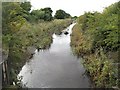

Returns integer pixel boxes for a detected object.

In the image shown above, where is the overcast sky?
[30,0,118,16]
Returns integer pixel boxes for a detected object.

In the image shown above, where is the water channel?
[18,23,91,88]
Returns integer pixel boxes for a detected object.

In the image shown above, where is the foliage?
[2,2,72,87]
[30,7,53,22]
[83,49,118,87]
[71,1,119,88]
[54,9,71,19]
[2,2,27,35]
[20,1,32,20]
[41,7,53,21]
[20,2,31,12]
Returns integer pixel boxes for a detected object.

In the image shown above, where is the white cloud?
[30,0,118,16]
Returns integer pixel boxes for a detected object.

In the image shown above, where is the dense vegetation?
[29,7,53,22]
[2,1,119,89]
[2,2,72,88]
[54,9,71,19]
[71,2,119,88]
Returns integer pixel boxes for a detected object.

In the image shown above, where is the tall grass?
[71,20,118,88]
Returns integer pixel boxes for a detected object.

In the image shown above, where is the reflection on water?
[18,23,91,88]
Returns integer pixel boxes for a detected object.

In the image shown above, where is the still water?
[18,23,91,88]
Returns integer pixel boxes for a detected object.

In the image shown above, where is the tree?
[2,2,27,85]
[30,7,53,22]
[72,16,77,20]
[20,2,31,12]
[20,2,32,20]
[54,9,71,19]
[2,2,26,35]
[41,7,53,21]
[30,10,45,21]
[41,7,53,14]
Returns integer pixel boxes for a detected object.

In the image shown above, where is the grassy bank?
[71,2,119,88]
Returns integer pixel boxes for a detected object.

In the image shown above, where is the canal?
[18,23,91,88]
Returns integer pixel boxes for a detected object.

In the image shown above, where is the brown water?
[18,23,91,88]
